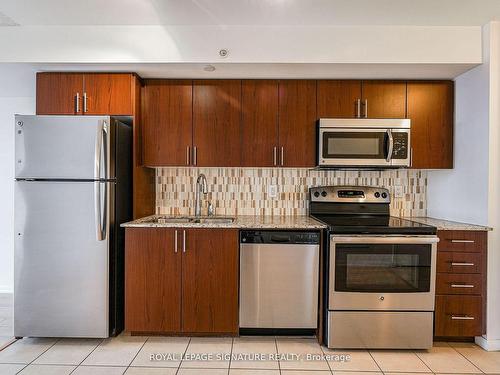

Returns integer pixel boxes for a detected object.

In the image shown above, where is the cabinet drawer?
[435,295,482,337]
[438,230,486,252]
[436,273,482,295]
[437,252,482,274]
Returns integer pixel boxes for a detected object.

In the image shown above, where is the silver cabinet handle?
[75,92,80,113]
[280,146,284,166]
[356,99,361,118]
[174,230,178,253]
[186,146,190,166]
[183,230,186,253]
[83,92,88,113]
[410,147,413,167]
[451,262,475,266]
[451,239,475,243]
[193,146,197,166]
[273,146,277,166]
[363,99,368,118]
[386,129,393,162]
[451,315,475,320]
[451,284,475,288]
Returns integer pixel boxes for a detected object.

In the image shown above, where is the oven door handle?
[331,236,439,245]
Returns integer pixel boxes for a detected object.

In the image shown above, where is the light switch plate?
[394,185,404,198]
[268,185,278,198]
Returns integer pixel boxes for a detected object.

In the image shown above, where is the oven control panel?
[310,186,391,203]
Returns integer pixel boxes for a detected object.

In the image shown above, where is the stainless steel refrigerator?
[14,115,132,338]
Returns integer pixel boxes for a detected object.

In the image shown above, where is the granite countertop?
[405,217,492,231]
[121,215,327,229]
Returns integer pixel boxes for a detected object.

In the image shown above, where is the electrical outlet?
[268,185,278,198]
[394,186,404,198]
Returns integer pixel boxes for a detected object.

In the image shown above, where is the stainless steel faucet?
[194,173,208,217]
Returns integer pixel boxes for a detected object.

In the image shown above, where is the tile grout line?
[175,337,191,375]
[68,338,104,375]
[274,337,281,375]
[411,348,434,374]
[367,350,384,374]
[15,338,60,375]
[227,337,234,375]
[124,336,150,374]
[318,341,334,375]
[449,343,486,374]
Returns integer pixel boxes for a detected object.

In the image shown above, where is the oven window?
[322,132,386,159]
[334,244,432,293]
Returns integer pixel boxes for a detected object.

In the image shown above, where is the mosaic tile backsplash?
[155,168,427,217]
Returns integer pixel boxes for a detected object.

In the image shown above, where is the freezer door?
[14,180,111,338]
[15,115,112,180]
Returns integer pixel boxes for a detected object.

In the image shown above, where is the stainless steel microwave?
[318,119,411,168]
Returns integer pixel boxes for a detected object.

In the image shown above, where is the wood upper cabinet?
[361,80,407,118]
[278,80,317,167]
[125,228,239,335]
[36,73,84,115]
[193,80,242,167]
[142,80,193,166]
[125,228,181,333]
[240,80,279,167]
[317,80,362,118]
[182,229,239,334]
[407,81,454,169]
[83,73,133,115]
[36,72,134,115]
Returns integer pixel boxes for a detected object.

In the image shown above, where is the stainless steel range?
[309,186,439,349]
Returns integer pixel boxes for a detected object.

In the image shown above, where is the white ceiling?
[0,0,499,26]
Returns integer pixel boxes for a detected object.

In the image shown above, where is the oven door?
[329,236,438,311]
[318,128,410,167]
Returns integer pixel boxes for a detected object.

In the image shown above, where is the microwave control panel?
[391,132,409,159]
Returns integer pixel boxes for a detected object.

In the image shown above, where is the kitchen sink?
[150,216,235,224]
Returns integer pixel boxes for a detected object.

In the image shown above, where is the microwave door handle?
[386,129,393,162]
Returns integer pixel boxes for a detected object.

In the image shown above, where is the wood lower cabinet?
[125,228,239,335]
[142,80,193,166]
[182,229,239,334]
[434,230,487,338]
[125,228,181,333]
[407,81,454,169]
[193,80,242,167]
[36,73,84,115]
[278,80,317,167]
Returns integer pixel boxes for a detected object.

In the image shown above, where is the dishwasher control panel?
[240,230,320,244]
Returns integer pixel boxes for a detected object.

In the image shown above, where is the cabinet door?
[182,229,239,334]
[278,80,317,167]
[317,80,362,118]
[362,80,407,118]
[407,81,454,169]
[193,80,242,166]
[125,228,181,333]
[241,80,279,167]
[142,80,193,166]
[83,73,133,115]
[36,73,84,115]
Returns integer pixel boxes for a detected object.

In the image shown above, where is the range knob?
[321,191,327,197]
[381,192,388,199]
[313,191,320,198]
[374,192,380,198]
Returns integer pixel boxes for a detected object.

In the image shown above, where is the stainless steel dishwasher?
[239,230,320,333]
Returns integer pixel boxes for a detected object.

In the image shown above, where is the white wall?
[0,65,35,293]
[0,25,481,65]
[428,22,500,350]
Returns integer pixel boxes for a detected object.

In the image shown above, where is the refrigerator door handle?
[94,120,108,180]
[94,181,107,241]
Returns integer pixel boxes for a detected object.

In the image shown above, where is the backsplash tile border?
[155,168,427,217]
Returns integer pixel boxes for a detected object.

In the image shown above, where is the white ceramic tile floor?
[0,335,499,374]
